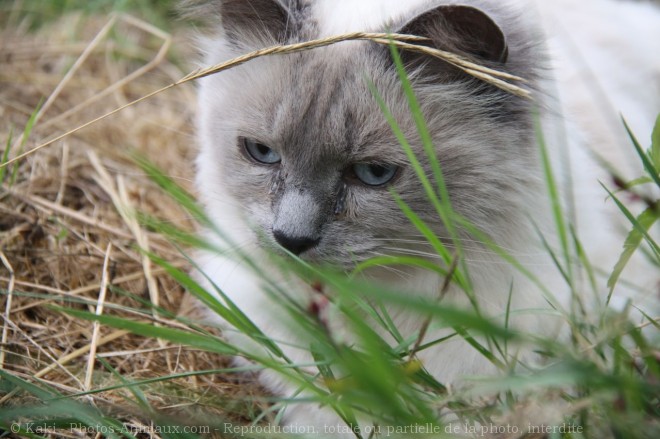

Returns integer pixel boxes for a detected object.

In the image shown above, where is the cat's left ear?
[180,0,299,45]
[397,5,508,64]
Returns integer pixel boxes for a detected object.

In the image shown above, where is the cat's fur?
[186,0,659,430]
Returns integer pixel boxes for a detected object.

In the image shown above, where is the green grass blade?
[392,193,452,263]
[9,101,42,186]
[0,406,131,439]
[571,226,599,302]
[0,423,47,439]
[353,255,448,278]
[138,213,220,252]
[387,43,455,234]
[368,46,471,294]
[628,327,660,378]
[54,307,238,356]
[602,182,660,255]
[181,253,288,359]
[309,349,364,437]
[366,80,446,224]
[147,252,247,330]
[133,153,214,230]
[607,206,658,303]
[651,113,660,170]
[621,176,653,190]
[342,293,406,342]
[1,126,14,184]
[325,274,515,341]
[622,117,660,188]
[455,326,505,369]
[536,116,573,281]
[366,79,464,272]
[536,226,571,286]
[392,193,470,292]
[453,215,563,311]
[0,370,132,439]
[0,368,58,400]
[97,357,152,413]
[634,305,660,330]
[52,366,266,401]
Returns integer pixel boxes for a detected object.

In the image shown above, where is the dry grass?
[0,10,270,436]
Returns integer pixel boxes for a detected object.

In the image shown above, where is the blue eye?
[243,138,281,164]
[352,163,398,186]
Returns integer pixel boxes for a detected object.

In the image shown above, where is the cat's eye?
[352,163,398,186]
[242,138,281,165]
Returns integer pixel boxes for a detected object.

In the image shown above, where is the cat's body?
[188,0,659,430]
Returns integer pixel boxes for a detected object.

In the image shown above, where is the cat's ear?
[398,5,508,64]
[180,0,297,44]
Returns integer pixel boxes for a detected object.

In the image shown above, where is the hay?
[0,10,269,436]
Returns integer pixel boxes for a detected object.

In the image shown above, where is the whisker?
[373,237,547,257]
[360,251,413,281]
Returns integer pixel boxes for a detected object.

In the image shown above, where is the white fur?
[537,0,660,304]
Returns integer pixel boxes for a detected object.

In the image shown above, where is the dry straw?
[0,12,260,426]
[1,31,530,169]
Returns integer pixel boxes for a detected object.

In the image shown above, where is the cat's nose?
[273,230,320,255]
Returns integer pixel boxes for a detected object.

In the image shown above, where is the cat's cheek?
[338,186,374,221]
[243,203,272,232]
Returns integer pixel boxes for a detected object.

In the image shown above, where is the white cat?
[186,0,659,432]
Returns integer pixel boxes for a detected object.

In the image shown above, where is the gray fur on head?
[194,0,547,267]
[180,0,314,45]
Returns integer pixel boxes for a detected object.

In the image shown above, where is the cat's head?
[190,0,546,267]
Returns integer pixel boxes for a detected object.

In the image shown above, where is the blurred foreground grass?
[2,0,180,30]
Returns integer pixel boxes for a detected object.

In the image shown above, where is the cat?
[184,0,659,432]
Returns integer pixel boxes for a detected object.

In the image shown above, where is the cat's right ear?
[179,0,297,45]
